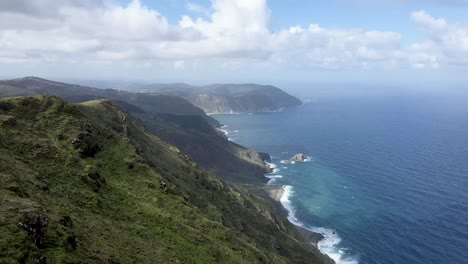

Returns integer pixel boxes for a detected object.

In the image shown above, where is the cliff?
[0,96,332,263]
[141,83,303,114]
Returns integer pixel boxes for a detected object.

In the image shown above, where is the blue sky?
[141,0,467,42]
[0,0,468,83]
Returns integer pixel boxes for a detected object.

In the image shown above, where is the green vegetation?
[0,96,331,264]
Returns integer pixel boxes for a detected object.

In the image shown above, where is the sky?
[0,0,468,83]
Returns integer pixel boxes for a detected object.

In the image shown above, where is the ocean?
[213,86,468,264]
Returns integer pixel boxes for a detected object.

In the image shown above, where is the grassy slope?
[134,112,270,183]
[0,96,331,264]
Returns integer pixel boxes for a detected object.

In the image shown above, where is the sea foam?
[265,175,284,185]
[279,185,359,264]
[265,162,281,184]
[217,125,229,136]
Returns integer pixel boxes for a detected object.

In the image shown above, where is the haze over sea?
[214,83,468,264]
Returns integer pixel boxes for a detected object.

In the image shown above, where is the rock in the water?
[291,153,308,162]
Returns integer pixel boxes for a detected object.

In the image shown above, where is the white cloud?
[411,10,468,66]
[0,0,467,75]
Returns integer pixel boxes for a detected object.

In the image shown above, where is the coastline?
[216,112,356,264]
[206,105,300,116]
[255,184,326,248]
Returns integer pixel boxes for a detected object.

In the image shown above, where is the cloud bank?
[0,0,467,76]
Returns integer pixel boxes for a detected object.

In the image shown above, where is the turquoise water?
[214,89,468,264]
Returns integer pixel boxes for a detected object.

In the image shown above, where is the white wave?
[282,167,288,169]
[279,185,359,264]
[265,175,283,179]
[265,161,277,169]
[280,186,303,226]
[217,128,229,135]
[276,107,286,112]
[265,175,283,185]
[265,162,281,174]
[267,178,277,185]
[312,227,359,264]
[233,130,239,133]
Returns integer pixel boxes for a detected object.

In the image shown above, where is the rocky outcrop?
[282,153,310,164]
[291,153,308,162]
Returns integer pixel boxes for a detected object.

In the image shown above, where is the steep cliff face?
[133,112,270,183]
[142,83,303,114]
[0,96,333,264]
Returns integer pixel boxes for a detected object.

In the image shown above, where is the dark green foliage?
[0,96,331,264]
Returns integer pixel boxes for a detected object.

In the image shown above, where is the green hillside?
[0,96,332,264]
[0,77,270,183]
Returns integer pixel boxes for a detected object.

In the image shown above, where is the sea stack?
[291,153,308,162]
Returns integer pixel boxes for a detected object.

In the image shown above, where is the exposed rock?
[258,152,271,162]
[72,131,101,158]
[87,171,106,192]
[159,180,167,191]
[20,213,49,249]
[291,153,308,162]
[296,226,325,248]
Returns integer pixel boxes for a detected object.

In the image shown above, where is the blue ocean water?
[214,88,468,264]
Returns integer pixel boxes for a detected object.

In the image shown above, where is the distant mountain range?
[136,83,303,114]
[63,80,303,114]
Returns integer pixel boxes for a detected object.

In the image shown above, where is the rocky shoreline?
[257,185,326,248]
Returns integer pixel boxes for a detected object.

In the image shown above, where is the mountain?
[0,77,220,127]
[0,95,332,264]
[139,83,303,114]
[0,77,270,183]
